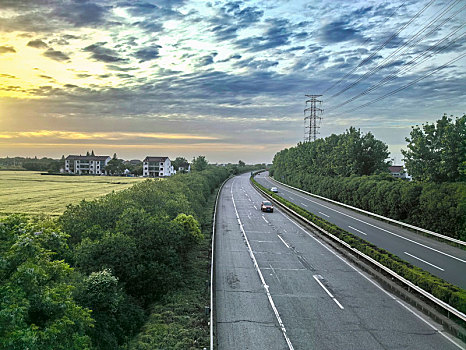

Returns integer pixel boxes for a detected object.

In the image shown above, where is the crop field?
[0,171,147,216]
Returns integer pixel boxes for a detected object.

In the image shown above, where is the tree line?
[0,161,262,349]
[271,115,466,240]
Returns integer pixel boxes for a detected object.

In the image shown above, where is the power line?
[337,51,466,115]
[326,23,466,113]
[321,0,434,95]
[327,0,463,101]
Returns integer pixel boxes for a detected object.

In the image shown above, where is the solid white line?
[277,235,291,249]
[404,252,445,271]
[301,202,308,207]
[318,211,329,218]
[272,182,466,264]
[333,298,345,310]
[313,275,334,297]
[231,179,294,350]
[348,225,367,236]
[262,216,269,224]
[313,275,344,310]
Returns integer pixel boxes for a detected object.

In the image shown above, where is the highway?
[254,172,466,289]
[214,173,464,350]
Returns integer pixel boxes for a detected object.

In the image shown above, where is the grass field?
[0,171,147,216]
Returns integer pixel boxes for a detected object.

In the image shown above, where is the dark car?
[261,200,274,213]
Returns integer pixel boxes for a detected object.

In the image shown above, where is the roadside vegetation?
[271,115,466,241]
[0,160,262,349]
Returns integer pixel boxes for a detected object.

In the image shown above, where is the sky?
[0,0,464,164]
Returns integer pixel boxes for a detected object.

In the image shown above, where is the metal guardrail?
[251,179,466,324]
[268,176,466,246]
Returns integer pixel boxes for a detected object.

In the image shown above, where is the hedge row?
[270,171,466,241]
[252,177,466,315]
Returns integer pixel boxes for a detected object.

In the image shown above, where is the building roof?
[65,155,111,161]
[143,156,169,162]
[388,165,404,173]
[179,162,190,168]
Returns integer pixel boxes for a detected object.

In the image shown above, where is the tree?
[74,269,144,349]
[191,156,208,171]
[172,157,188,171]
[47,159,61,173]
[132,164,143,176]
[402,114,466,182]
[105,158,125,175]
[238,160,245,167]
[271,127,390,180]
[0,217,93,350]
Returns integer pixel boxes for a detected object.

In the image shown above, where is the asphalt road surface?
[254,172,466,289]
[214,173,464,350]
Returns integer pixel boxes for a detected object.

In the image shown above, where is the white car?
[270,187,278,193]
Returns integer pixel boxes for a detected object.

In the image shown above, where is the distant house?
[388,165,410,179]
[65,155,111,175]
[178,161,191,173]
[143,156,174,177]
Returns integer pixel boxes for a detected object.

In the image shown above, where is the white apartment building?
[65,155,111,175]
[143,156,174,177]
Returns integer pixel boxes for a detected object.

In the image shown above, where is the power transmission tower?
[304,94,323,142]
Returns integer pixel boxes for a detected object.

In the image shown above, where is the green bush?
[1,166,234,349]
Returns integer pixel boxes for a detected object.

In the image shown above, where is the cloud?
[0,45,16,54]
[51,2,108,27]
[216,54,242,63]
[0,130,220,144]
[38,75,55,80]
[76,73,92,78]
[195,53,217,67]
[234,58,278,70]
[27,39,48,49]
[83,42,126,63]
[43,48,70,61]
[0,73,17,79]
[133,46,162,62]
[235,18,294,52]
[223,2,263,26]
[319,19,364,43]
[205,1,263,42]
